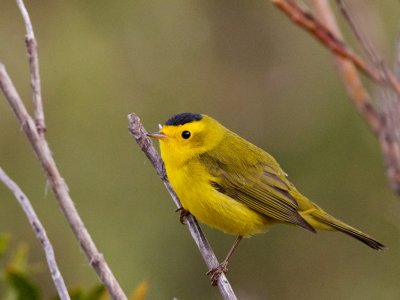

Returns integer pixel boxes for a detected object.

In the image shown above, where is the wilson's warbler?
[148,112,385,284]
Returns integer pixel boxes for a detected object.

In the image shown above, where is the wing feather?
[199,132,315,232]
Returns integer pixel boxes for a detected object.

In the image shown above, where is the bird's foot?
[175,207,190,224]
[206,261,228,286]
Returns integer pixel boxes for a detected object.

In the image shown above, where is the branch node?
[90,253,105,267]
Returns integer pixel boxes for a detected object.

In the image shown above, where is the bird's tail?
[300,205,386,251]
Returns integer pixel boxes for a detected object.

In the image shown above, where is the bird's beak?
[147,131,168,139]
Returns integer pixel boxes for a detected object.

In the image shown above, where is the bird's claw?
[206,262,228,286]
[175,207,190,224]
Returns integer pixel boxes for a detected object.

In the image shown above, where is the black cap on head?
[165,113,202,126]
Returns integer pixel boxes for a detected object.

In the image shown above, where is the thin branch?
[379,90,400,193]
[272,0,381,135]
[0,167,70,300]
[311,0,400,192]
[335,0,381,66]
[395,31,400,78]
[334,1,400,126]
[15,0,45,134]
[0,63,127,300]
[128,113,237,300]
[272,0,400,97]
[273,0,400,192]
[272,0,380,81]
[335,0,396,105]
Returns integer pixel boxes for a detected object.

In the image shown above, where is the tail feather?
[310,211,386,251]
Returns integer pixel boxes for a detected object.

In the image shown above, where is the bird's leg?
[175,206,190,224]
[207,235,243,286]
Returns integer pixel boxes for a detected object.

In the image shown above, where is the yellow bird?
[148,113,385,284]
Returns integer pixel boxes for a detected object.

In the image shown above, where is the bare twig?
[335,0,397,107]
[311,0,400,192]
[309,0,381,133]
[15,0,45,134]
[335,0,400,193]
[272,0,381,82]
[273,0,400,192]
[395,32,400,78]
[1,2,127,298]
[272,0,381,134]
[0,167,70,300]
[128,113,237,300]
[335,0,382,66]
[272,0,400,97]
[0,63,127,300]
[389,32,400,148]
[380,93,400,192]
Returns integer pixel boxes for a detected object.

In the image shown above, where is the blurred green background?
[1,0,399,299]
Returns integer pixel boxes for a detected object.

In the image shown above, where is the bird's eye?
[181,131,191,139]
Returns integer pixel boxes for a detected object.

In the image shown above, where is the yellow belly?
[167,163,270,236]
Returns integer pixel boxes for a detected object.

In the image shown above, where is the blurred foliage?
[5,270,40,300]
[0,234,146,300]
[0,234,40,300]
[55,286,106,300]
[1,1,400,299]
[129,280,149,300]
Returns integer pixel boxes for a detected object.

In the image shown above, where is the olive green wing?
[199,136,315,233]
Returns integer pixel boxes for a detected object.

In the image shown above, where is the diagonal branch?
[335,0,381,66]
[309,0,382,134]
[274,0,400,193]
[16,0,45,134]
[311,0,400,192]
[272,0,400,97]
[128,113,237,300]
[334,0,399,113]
[272,0,382,135]
[330,0,400,193]
[272,0,381,82]
[0,167,70,300]
[0,63,127,300]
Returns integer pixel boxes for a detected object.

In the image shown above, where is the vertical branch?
[1,2,128,299]
[15,0,45,134]
[0,64,127,300]
[0,167,70,300]
[128,113,237,300]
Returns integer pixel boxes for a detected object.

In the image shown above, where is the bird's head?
[148,113,225,166]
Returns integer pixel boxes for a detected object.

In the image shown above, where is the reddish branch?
[312,0,400,192]
[272,0,400,97]
[273,0,400,192]
[273,1,379,81]
[272,0,381,133]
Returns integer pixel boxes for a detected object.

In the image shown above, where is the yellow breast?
[166,159,270,236]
